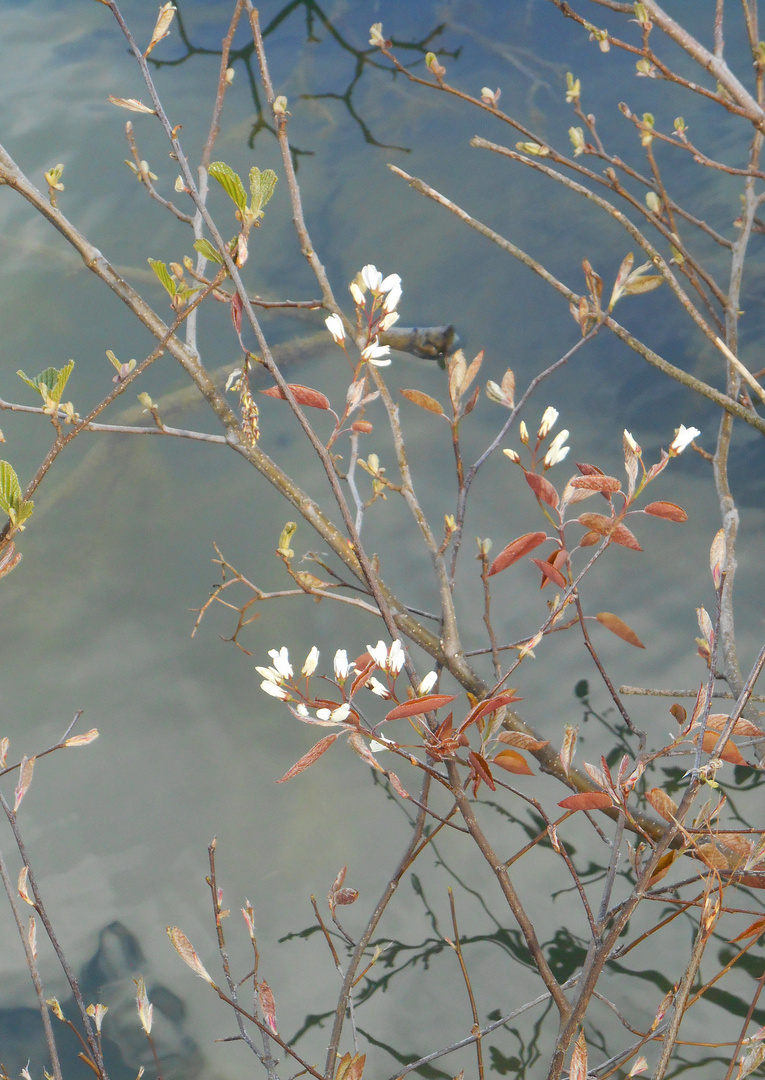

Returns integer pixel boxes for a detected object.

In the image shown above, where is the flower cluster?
[256,639,437,739]
[504,405,571,469]
[324,264,402,367]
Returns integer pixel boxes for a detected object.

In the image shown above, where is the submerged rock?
[0,922,205,1080]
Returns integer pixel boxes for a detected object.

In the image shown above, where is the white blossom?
[388,639,405,673]
[361,338,391,366]
[368,677,391,698]
[382,285,402,313]
[268,647,293,680]
[325,313,345,343]
[380,272,401,293]
[367,641,388,667]
[503,448,521,464]
[369,738,390,753]
[350,281,365,306]
[302,646,319,676]
[316,707,332,721]
[261,680,289,700]
[669,424,700,455]
[331,702,351,722]
[334,649,351,681]
[256,665,281,684]
[369,22,386,47]
[519,420,529,444]
[295,704,309,717]
[481,87,501,107]
[418,671,438,694]
[544,429,570,467]
[379,310,400,331]
[623,429,639,453]
[361,264,383,293]
[538,406,559,438]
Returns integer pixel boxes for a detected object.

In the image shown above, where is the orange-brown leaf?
[399,388,445,416]
[729,917,765,944]
[705,714,765,739]
[570,475,621,494]
[531,557,567,589]
[577,512,613,535]
[558,792,613,812]
[260,383,330,410]
[611,523,643,550]
[697,730,749,766]
[524,470,559,509]
[487,532,547,576]
[469,690,523,724]
[493,749,534,775]
[387,771,411,800]
[595,611,645,649]
[644,500,688,523]
[647,849,681,887]
[385,694,456,721]
[646,788,679,822]
[570,1030,588,1080]
[277,732,341,782]
[468,750,496,790]
[496,731,549,751]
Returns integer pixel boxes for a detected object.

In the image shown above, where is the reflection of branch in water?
[150,0,458,160]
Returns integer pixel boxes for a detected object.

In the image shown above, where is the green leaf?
[208,161,247,212]
[249,167,277,214]
[16,361,74,404]
[148,259,177,298]
[9,500,34,529]
[0,461,22,514]
[193,238,224,264]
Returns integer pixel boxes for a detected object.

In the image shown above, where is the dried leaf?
[493,749,534,775]
[384,694,456,721]
[595,611,645,649]
[399,388,444,415]
[560,724,578,777]
[167,927,215,984]
[524,470,559,509]
[277,732,342,782]
[260,384,330,410]
[258,979,277,1033]
[696,843,731,870]
[558,792,613,811]
[570,1030,588,1080]
[646,849,681,887]
[108,96,156,115]
[64,728,99,747]
[17,866,34,906]
[14,755,35,812]
[145,3,177,57]
[710,528,726,589]
[646,788,679,822]
[644,500,688,523]
[336,1052,366,1080]
[488,532,547,576]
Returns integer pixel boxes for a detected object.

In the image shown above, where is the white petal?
[418,671,438,694]
[302,646,319,676]
[361,264,383,292]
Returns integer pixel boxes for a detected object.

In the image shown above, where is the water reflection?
[1,2,764,1078]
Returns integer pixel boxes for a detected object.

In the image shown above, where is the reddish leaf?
[258,979,277,1033]
[531,557,567,589]
[261,383,330,410]
[644,500,688,523]
[387,771,411,799]
[524,470,559,509]
[570,1031,588,1080]
[575,462,605,478]
[558,792,613,811]
[730,917,765,944]
[14,755,35,813]
[384,694,456,721]
[646,787,679,822]
[230,292,243,335]
[399,388,444,416]
[595,611,645,649]
[351,420,373,433]
[463,384,481,416]
[570,474,621,494]
[469,690,523,724]
[493,749,534,775]
[468,750,496,791]
[488,532,547,576]
[350,659,376,697]
[610,523,643,551]
[579,530,601,547]
[577,512,613,535]
[277,732,341,782]
[497,731,549,751]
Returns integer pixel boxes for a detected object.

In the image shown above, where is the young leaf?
[531,556,567,589]
[468,750,496,791]
[710,528,726,588]
[193,238,224,264]
[488,532,547,576]
[570,1030,588,1080]
[277,731,342,782]
[646,787,679,822]
[644,500,687,523]
[468,689,523,724]
[145,2,177,58]
[107,96,156,114]
[258,979,277,1033]
[249,167,278,213]
[399,388,445,416]
[387,771,411,800]
[569,474,621,494]
[14,755,35,812]
[610,523,643,551]
[697,730,748,766]
[595,612,645,648]
[560,724,578,776]
[148,259,177,298]
[497,731,549,751]
[260,384,331,410]
[385,694,456,721]
[0,461,22,514]
[209,161,247,212]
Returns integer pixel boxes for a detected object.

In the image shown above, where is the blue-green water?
[0,2,764,1077]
